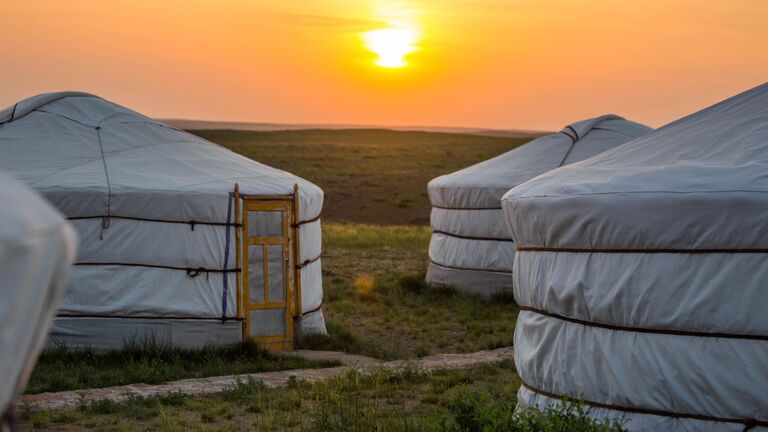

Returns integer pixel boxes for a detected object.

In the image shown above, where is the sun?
[362,28,419,68]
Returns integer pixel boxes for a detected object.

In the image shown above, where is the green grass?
[192,129,534,225]
[308,222,519,360]
[21,363,624,432]
[26,339,338,394]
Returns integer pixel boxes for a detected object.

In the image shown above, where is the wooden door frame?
[235,188,300,351]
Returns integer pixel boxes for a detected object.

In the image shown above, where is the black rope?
[557,125,580,167]
[428,258,513,274]
[519,378,767,430]
[75,261,240,276]
[296,255,321,269]
[431,205,502,211]
[57,313,244,321]
[521,306,768,341]
[0,103,18,126]
[292,213,322,227]
[302,303,323,316]
[95,126,112,240]
[432,229,514,243]
[517,246,768,254]
[68,215,242,229]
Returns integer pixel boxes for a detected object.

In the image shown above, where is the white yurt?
[426,115,651,296]
[0,92,325,351]
[502,82,768,431]
[0,170,76,424]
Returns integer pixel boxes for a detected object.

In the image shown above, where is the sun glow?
[362,27,419,68]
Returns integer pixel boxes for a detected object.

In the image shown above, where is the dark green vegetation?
[27,339,338,394]
[305,223,519,359]
[22,363,624,431]
[192,129,533,225]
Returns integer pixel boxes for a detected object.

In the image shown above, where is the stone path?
[273,349,380,366]
[20,347,513,411]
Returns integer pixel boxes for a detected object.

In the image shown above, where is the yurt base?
[425,261,513,298]
[47,309,325,351]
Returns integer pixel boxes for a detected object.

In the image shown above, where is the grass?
[26,339,339,394]
[305,222,519,360]
[21,362,625,431]
[192,129,534,225]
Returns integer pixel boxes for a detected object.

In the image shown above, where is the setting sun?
[362,28,419,68]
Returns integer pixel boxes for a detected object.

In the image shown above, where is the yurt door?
[241,198,295,351]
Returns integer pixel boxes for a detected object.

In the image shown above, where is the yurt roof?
[0,92,323,222]
[428,115,651,209]
[503,82,768,251]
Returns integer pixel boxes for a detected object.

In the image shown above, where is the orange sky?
[1,0,766,130]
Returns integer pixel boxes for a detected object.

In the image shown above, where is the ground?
[19,129,626,431]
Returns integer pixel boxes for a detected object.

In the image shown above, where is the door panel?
[241,199,295,351]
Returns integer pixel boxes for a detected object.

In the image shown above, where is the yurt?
[0,170,76,425]
[0,92,325,351]
[502,82,768,431]
[426,115,651,296]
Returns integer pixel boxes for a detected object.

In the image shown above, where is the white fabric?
[425,262,513,296]
[502,82,768,430]
[429,115,652,210]
[429,233,515,272]
[49,317,242,350]
[0,170,76,414]
[0,92,325,347]
[427,115,651,295]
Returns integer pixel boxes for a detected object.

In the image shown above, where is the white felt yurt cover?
[426,115,651,296]
[503,82,768,431]
[0,92,325,349]
[0,170,76,418]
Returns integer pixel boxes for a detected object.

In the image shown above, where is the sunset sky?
[1,0,766,130]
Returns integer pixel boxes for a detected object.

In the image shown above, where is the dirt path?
[21,347,513,411]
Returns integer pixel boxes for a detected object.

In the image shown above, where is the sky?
[1,0,766,130]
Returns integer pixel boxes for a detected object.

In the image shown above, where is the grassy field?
[192,129,534,225]
[21,363,625,432]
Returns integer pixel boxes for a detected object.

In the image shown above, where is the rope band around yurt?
[296,254,321,269]
[557,125,580,167]
[428,258,513,274]
[68,215,243,229]
[56,302,324,321]
[517,246,768,253]
[95,126,113,240]
[520,306,768,341]
[432,229,515,243]
[74,261,240,276]
[518,378,767,431]
[431,205,503,211]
